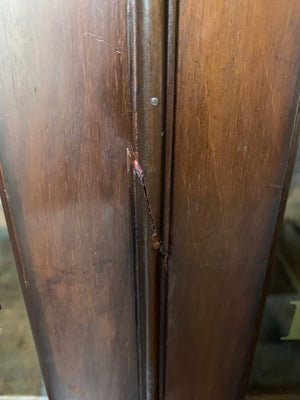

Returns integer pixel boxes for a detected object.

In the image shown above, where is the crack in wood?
[127,147,165,255]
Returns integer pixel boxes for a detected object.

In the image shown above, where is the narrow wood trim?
[127,0,167,398]
[162,0,178,256]
[159,0,179,399]
[127,3,143,398]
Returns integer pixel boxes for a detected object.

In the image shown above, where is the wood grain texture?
[0,1,137,399]
[165,1,300,399]
[128,1,166,399]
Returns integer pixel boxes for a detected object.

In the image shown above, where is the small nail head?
[151,97,159,106]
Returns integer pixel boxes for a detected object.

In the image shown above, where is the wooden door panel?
[1,1,300,399]
[165,1,300,399]
[0,1,137,399]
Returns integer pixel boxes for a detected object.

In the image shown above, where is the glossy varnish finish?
[1,0,300,399]
[165,1,300,399]
[0,1,137,399]
[127,0,166,398]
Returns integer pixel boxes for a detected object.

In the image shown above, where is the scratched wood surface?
[164,1,300,399]
[0,1,137,399]
[130,1,166,398]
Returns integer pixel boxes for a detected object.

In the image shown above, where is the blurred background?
[246,139,300,399]
[0,200,46,397]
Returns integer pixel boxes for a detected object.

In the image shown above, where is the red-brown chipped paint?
[70,385,82,396]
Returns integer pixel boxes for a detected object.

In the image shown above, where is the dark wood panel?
[0,1,137,399]
[165,1,300,399]
[128,1,166,399]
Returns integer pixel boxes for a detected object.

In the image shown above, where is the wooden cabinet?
[0,1,300,399]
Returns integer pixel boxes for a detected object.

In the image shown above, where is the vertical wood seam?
[159,0,179,399]
[127,0,166,398]
[127,2,143,398]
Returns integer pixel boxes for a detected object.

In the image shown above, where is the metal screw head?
[151,97,159,106]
